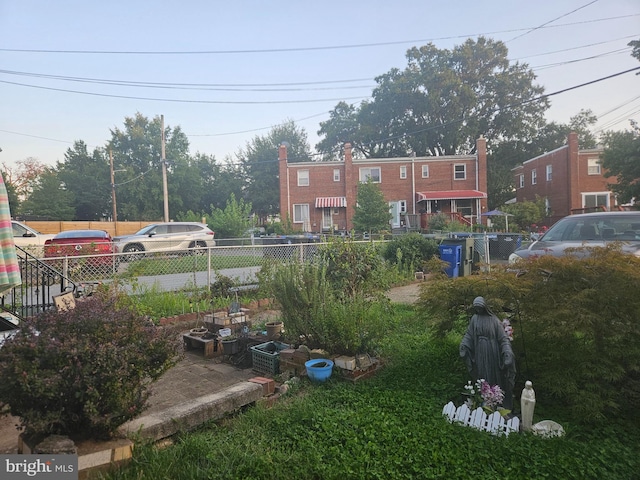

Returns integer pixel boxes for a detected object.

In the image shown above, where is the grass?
[101,303,639,480]
[122,253,264,277]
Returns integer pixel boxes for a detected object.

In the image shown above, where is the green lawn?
[103,304,639,480]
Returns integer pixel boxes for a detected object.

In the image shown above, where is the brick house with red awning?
[278,138,489,233]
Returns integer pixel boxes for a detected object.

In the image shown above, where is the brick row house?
[278,137,489,233]
[512,132,618,225]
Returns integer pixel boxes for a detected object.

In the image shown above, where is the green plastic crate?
[251,341,290,375]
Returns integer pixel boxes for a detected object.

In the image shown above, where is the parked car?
[44,229,118,269]
[509,211,640,263]
[11,220,55,255]
[113,222,215,258]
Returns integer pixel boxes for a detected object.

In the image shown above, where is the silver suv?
[114,222,215,258]
[509,211,640,263]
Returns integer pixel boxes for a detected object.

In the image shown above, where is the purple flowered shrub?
[0,291,181,440]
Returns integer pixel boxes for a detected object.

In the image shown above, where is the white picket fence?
[442,401,520,436]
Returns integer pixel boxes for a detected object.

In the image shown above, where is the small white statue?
[520,380,536,432]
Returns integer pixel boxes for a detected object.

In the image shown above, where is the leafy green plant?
[382,232,439,273]
[266,261,390,355]
[0,291,181,440]
[316,237,388,300]
[417,245,640,423]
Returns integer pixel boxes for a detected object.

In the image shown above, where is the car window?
[168,225,189,234]
[187,225,205,232]
[136,225,157,235]
[12,223,27,237]
[56,231,107,239]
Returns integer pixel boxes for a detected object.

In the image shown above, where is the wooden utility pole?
[110,149,117,227]
[161,114,169,222]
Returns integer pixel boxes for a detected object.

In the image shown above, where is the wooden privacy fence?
[20,221,149,237]
[442,401,520,436]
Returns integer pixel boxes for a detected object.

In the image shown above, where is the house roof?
[416,190,487,201]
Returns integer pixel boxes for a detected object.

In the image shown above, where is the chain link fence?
[43,241,324,293]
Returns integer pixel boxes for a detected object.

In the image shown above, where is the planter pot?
[305,358,334,383]
[222,339,239,355]
[265,321,283,340]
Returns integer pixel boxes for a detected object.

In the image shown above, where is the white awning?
[315,197,347,208]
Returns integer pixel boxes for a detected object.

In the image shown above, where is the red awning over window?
[416,190,487,201]
[315,197,347,208]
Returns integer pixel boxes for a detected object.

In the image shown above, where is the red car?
[44,230,118,270]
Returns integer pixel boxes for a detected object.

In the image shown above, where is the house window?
[359,167,381,183]
[293,204,309,223]
[333,169,340,182]
[297,170,309,187]
[587,158,601,175]
[531,169,537,185]
[518,174,524,188]
[454,164,466,180]
[399,200,407,213]
[400,166,407,179]
[422,165,429,178]
[583,193,609,209]
[546,165,552,181]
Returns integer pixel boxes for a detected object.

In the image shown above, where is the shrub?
[266,261,391,355]
[382,233,439,273]
[416,246,640,424]
[0,291,181,440]
[316,237,388,300]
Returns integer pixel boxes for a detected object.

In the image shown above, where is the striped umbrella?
[0,173,21,294]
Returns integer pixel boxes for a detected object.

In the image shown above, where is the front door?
[322,208,333,231]
[389,202,400,228]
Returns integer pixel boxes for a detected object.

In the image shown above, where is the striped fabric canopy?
[0,173,21,295]
[315,197,347,208]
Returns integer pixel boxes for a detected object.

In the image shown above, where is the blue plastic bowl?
[305,359,334,383]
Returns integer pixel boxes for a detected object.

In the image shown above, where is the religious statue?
[521,380,536,431]
[460,296,516,410]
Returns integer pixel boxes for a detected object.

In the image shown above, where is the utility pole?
[110,149,117,225]
[161,114,169,222]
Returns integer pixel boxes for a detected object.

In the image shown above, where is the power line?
[507,0,600,42]
[0,14,636,55]
[0,79,369,105]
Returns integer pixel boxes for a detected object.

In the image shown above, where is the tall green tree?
[109,113,191,221]
[20,169,75,220]
[317,37,549,158]
[601,124,640,205]
[352,179,392,233]
[208,193,254,238]
[56,141,111,220]
[237,120,312,220]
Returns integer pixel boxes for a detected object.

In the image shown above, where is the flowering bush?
[501,319,514,341]
[0,291,181,440]
[463,379,506,413]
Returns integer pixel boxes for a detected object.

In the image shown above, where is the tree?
[237,120,312,220]
[317,37,549,158]
[208,193,254,238]
[352,179,392,233]
[56,141,111,220]
[109,113,192,220]
[600,124,640,205]
[20,169,75,220]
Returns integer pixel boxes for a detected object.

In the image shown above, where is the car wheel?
[123,244,145,261]
[189,241,208,256]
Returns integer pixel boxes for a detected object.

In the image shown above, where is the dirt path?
[386,282,423,304]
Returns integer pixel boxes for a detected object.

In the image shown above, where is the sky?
[0,0,639,171]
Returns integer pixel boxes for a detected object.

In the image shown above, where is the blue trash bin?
[439,244,461,278]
